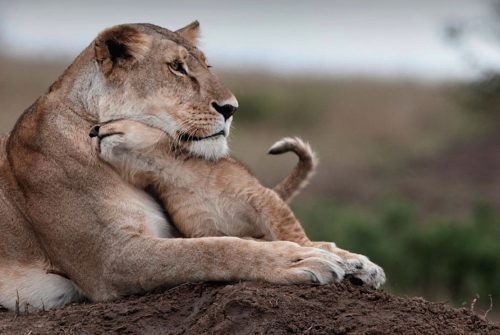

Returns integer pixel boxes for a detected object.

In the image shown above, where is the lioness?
[91,120,385,290]
[0,22,383,311]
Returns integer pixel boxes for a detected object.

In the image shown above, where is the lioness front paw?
[262,241,346,285]
[306,242,385,289]
[290,248,346,284]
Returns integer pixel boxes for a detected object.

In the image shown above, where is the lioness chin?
[0,22,383,312]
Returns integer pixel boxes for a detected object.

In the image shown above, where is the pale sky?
[0,0,498,80]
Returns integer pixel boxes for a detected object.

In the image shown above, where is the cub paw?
[343,254,386,289]
[307,241,337,253]
[90,120,165,159]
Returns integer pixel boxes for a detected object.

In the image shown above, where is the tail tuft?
[268,137,317,161]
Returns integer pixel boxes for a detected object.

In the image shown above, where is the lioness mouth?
[179,130,225,142]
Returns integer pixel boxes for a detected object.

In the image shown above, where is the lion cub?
[91,120,386,288]
[92,120,317,244]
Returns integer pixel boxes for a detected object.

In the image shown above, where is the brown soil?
[1,281,498,335]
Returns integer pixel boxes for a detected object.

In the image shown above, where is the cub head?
[94,22,237,160]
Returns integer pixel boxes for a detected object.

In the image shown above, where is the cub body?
[94,120,386,288]
[94,120,314,243]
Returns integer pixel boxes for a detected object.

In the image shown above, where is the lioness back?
[0,133,84,310]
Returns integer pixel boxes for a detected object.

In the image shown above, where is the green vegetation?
[293,199,500,313]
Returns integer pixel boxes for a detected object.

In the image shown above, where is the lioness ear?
[175,21,201,46]
[95,25,151,80]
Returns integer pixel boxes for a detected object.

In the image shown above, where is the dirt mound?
[1,281,498,334]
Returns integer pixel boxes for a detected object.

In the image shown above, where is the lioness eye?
[169,62,187,75]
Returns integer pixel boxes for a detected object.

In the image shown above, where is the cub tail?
[268,137,318,203]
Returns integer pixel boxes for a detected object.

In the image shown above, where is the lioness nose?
[212,102,237,121]
[89,125,100,138]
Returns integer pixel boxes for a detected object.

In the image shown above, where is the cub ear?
[95,25,151,80]
[175,20,201,46]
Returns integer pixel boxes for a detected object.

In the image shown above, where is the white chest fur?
[113,184,172,238]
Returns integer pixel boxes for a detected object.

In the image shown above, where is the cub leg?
[240,187,386,288]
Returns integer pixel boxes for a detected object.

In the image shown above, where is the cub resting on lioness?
[0,22,384,312]
[91,120,385,288]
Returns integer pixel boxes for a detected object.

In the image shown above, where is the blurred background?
[1,0,499,320]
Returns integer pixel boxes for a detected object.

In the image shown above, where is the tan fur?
[95,120,386,289]
[0,23,356,311]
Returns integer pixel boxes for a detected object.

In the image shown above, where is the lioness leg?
[95,237,346,299]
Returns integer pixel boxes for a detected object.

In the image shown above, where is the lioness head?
[94,22,237,160]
